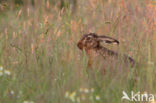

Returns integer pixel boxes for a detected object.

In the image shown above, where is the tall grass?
[0,0,155,103]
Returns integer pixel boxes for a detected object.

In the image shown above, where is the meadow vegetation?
[0,0,156,103]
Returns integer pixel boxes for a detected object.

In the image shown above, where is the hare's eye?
[87,37,91,40]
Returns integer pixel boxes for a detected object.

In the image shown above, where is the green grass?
[0,0,156,103]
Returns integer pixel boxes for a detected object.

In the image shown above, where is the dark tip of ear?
[105,40,119,44]
[115,40,119,44]
[110,40,119,45]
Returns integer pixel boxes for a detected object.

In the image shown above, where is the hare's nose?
[77,42,83,50]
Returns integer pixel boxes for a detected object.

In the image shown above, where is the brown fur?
[77,33,135,69]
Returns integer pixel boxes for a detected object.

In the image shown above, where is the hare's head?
[77,33,119,50]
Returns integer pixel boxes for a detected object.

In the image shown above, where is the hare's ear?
[97,35,119,45]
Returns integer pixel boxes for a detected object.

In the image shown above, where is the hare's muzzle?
[77,42,83,50]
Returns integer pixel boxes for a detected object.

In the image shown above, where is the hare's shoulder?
[86,48,100,58]
[97,47,118,58]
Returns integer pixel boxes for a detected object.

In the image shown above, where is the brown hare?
[77,33,135,70]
